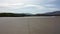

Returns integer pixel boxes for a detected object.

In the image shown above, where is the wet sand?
[0,16,60,34]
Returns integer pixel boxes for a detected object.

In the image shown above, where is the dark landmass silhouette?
[44,11,60,16]
[0,13,35,17]
[35,11,60,16]
[0,11,60,17]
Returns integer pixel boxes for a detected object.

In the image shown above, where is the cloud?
[11,4,55,13]
[0,3,24,7]
[48,8,60,11]
[23,4,46,9]
[0,0,60,13]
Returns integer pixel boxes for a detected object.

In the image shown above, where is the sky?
[0,0,60,14]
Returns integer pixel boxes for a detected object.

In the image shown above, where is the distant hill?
[35,11,60,16]
[44,11,60,16]
[0,11,60,17]
[0,13,35,17]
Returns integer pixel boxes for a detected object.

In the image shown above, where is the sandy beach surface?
[0,16,60,34]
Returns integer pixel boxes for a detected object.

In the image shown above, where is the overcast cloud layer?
[0,0,60,14]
